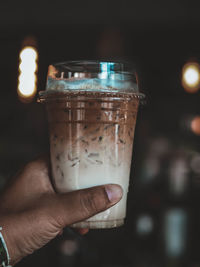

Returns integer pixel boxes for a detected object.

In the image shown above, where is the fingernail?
[105,184,123,204]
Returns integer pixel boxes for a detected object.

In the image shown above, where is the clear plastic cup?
[38,60,144,228]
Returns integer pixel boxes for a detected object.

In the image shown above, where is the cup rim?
[51,60,136,73]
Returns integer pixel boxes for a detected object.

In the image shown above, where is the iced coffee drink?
[39,61,144,228]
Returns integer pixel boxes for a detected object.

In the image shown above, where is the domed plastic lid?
[39,60,145,99]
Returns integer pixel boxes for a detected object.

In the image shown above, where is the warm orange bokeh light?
[191,116,200,135]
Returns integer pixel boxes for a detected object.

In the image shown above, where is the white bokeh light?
[17,46,38,100]
[184,67,199,85]
[19,47,37,61]
[182,62,200,92]
[18,73,37,96]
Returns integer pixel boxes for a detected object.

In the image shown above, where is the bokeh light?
[136,214,154,236]
[191,116,200,135]
[169,157,189,195]
[182,62,200,93]
[17,46,38,102]
[60,239,78,256]
[164,208,187,258]
[190,154,200,173]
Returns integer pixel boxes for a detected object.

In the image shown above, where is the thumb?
[49,184,123,228]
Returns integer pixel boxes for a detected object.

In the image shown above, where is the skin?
[0,156,123,265]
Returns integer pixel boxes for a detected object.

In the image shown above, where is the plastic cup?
[38,61,144,228]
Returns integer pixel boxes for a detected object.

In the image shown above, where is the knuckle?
[79,187,108,217]
[79,190,100,217]
[39,195,64,229]
[24,157,49,178]
[23,160,38,175]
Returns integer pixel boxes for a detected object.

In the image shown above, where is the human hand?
[0,156,123,265]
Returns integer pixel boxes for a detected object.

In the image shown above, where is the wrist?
[0,227,11,267]
[0,216,20,266]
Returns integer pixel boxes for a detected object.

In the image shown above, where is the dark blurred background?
[1,0,200,266]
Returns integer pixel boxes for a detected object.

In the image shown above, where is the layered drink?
[39,61,144,228]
